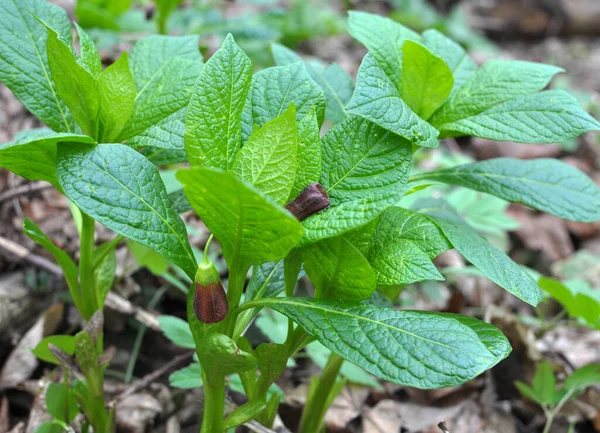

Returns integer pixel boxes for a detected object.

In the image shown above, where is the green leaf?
[56,143,196,278]
[23,218,82,311]
[119,35,203,140]
[301,237,376,301]
[97,52,136,142]
[422,29,476,94]
[347,11,420,92]
[128,240,170,275]
[430,60,563,128]
[364,207,451,285]
[271,43,353,124]
[345,53,439,148]
[32,335,76,365]
[515,381,544,405]
[177,168,303,269]
[197,334,256,376]
[158,315,195,349]
[127,108,185,150]
[538,278,600,326]
[246,61,326,132]
[564,364,600,390]
[169,362,203,389]
[0,129,94,188]
[532,361,556,404]
[185,34,251,170]
[74,330,97,374]
[246,261,285,302]
[74,23,102,78]
[33,421,66,433]
[415,199,542,306]
[255,343,288,394]
[46,383,78,423]
[0,0,75,132]
[245,297,511,389]
[46,27,100,137]
[412,158,600,223]
[232,104,298,204]
[292,108,321,198]
[400,40,453,120]
[437,90,600,143]
[223,400,267,430]
[93,242,116,308]
[301,116,412,244]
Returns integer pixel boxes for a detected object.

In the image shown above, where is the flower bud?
[285,183,330,221]
[193,259,228,324]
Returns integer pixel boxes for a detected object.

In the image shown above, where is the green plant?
[516,362,600,433]
[538,277,600,330]
[1,2,600,432]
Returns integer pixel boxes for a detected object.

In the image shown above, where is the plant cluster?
[1,1,600,432]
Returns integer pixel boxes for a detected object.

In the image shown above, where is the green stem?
[200,371,225,433]
[223,263,248,337]
[63,369,69,423]
[298,353,344,433]
[79,212,97,319]
[87,364,109,433]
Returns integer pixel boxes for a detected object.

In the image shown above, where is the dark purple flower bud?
[193,281,228,324]
[285,183,330,221]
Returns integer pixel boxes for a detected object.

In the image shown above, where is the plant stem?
[298,353,344,433]
[79,212,97,319]
[201,370,225,433]
[87,365,109,433]
[223,263,248,337]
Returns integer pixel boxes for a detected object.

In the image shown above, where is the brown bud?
[193,281,228,324]
[285,183,330,221]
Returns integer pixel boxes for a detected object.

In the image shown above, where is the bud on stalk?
[193,255,228,324]
[285,183,330,221]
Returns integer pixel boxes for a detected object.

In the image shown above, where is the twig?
[0,181,52,203]
[0,234,161,330]
[114,351,193,402]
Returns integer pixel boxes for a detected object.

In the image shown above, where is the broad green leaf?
[47,28,100,136]
[365,207,451,285]
[255,343,288,394]
[158,315,195,349]
[271,43,353,124]
[46,383,78,423]
[93,242,117,308]
[197,334,256,376]
[430,60,563,128]
[345,54,439,148]
[32,335,76,365]
[185,34,251,170]
[0,0,75,132]
[413,158,600,223]
[401,40,453,120]
[223,400,267,430]
[127,108,185,150]
[97,52,135,142]
[532,361,556,404]
[515,381,543,405]
[119,35,203,140]
[245,297,511,389]
[538,278,600,327]
[246,62,326,132]
[422,29,476,94]
[177,168,303,269]
[415,199,542,306]
[301,116,412,244]
[232,105,298,204]
[169,362,203,389]
[246,261,285,302]
[33,422,65,433]
[57,143,196,278]
[23,218,82,311]
[128,240,170,275]
[564,364,600,390]
[74,23,102,78]
[438,90,600,142]
[291,108,321,198]
[347,11,420,92]
[301,237,376,301]
[0,129,94,188]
